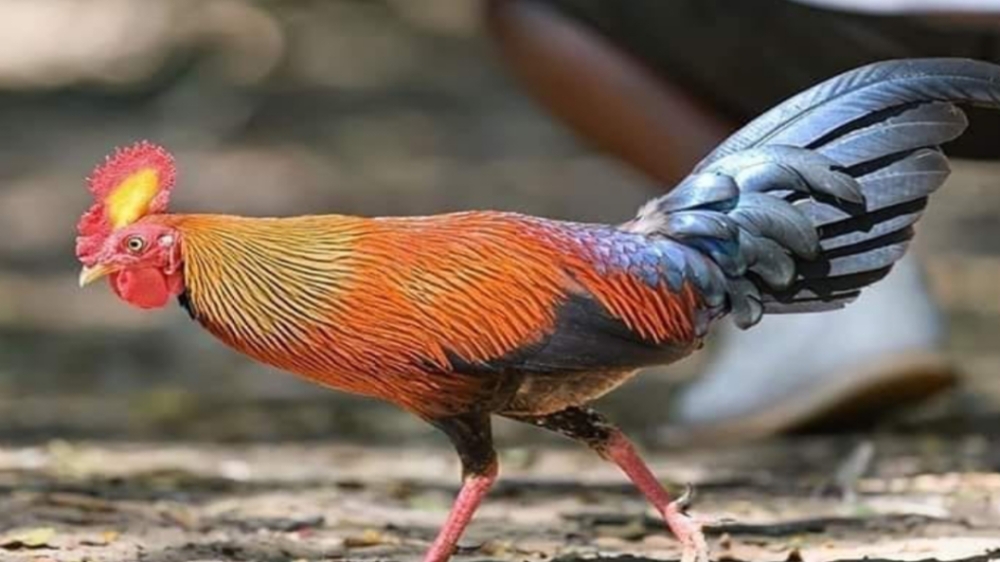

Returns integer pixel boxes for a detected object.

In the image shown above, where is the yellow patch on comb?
[78,141,176,264]
[106,168,161,228]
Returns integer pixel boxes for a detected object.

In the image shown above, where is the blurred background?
[0,0,997,446]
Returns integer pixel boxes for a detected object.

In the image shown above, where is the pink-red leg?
[602,431,709,562]
[423,460,498,562]
[424,413,498,562]
[509,407,710,562]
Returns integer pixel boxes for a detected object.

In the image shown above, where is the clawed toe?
[663,484,710,562]
[672,482,695,512]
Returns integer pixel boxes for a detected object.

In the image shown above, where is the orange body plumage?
[152,211,702,418]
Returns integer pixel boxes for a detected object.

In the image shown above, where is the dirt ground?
[1,436,999,562]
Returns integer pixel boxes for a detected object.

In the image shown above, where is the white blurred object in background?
[0,0,283,90]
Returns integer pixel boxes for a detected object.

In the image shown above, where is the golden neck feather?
[165,214,364,354]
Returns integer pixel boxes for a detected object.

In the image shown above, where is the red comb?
[87,140,175,200]
[76,141,176,265]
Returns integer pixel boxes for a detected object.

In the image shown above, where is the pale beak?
[79,264,115,287]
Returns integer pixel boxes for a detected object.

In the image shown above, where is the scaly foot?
[662,490,709,562]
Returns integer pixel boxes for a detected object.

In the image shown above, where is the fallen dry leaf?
[0,527,57,550]
[79,531,119,547]
[476,539,514,557]
[344,528,394,548]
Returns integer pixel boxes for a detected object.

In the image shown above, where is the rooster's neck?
[163,213,366,362]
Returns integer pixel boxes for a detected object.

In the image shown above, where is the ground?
[2,436,999,562]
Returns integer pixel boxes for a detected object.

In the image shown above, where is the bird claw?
[670,510,710,562]
[674,482,696,513]
[664,484,710,562]
[680,541,711,562]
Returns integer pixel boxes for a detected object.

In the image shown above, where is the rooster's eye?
[125,236,145,253]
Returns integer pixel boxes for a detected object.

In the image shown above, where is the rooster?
[77,59,1000,562]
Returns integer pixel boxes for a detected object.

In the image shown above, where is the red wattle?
[109,268,173,309]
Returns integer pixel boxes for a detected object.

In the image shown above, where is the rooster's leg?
[508,407,709,562]
[424,413,498,562]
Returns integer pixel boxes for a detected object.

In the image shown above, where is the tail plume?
[626,58,1000,329]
